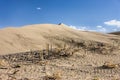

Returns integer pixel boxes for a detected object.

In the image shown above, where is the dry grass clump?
[0,59,10,69]
[11,64,21,68]
[92,78,100,80]
[43,44,75,59]
[75,40,119,55]
[112,78,119,80]
[92,76,100,80]
[44,71,62,80]
[38,61,49,66]
[112,79,119,80]
[102,62,118,69]
[0,59,20,69]
[19,78,29,80]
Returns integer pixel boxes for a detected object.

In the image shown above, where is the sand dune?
[0,24,120,80]
[0,23,120,54]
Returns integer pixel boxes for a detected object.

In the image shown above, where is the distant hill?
[109,31,120,35]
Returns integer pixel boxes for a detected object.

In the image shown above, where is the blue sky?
[0,0,120,32]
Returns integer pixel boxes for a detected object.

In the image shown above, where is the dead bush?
[44,71,61,80]
[102,62,118,69]
[0,59,10,69]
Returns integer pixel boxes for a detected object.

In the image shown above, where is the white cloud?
[69,25,97,32]
[69,25,78,29]
[69,25,88,31]
[79,27,88,31]
[99,28,106,32]
[104,20,120,27]
[36,7,41,10]
[69,25,107,33]
[96,25,107,32]
[96,25,103,28]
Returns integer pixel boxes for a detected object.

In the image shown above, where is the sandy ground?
[0,50,120,80]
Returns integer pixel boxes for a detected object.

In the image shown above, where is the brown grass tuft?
[102,62,118,69]
[44,71,62,80]
[0,59,10,69]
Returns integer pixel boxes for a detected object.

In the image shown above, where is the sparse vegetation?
[0,59,10,69]
[0,39,120,79]
[44,71,61,80]
[102,62,118,69]
[12,64,21,68]
[92,78,100,80]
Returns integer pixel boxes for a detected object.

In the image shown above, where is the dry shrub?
[112,77,119,80]
[92,78,100,80]
[92,76,100,80]
[92,78,99,80]
[112,78,119,80]
[102,62,118,69]
[44,71,62,80]
[52,71,62,80]
[12,64,21,68]
[19,78,29,80]
[0,59,10,68]
[39,61,49,66]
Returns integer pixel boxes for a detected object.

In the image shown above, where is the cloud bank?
[69,25,107,33]
[68,19,120,33]
[104,20,120,27]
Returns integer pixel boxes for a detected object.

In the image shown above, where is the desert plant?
[59,48,73,57]
[12,64,21,68]
[39,51,44,60]
[44,71,61,80]
[92,78,100,80]
[92,76,100,80]
[112,78,119,80]
[112,75,119,80]
[46,43,49,53]
[63,44,66,50]
[102,62,118,69]
[0,59,10,69]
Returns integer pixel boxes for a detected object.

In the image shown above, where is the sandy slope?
[0,24,120,54]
